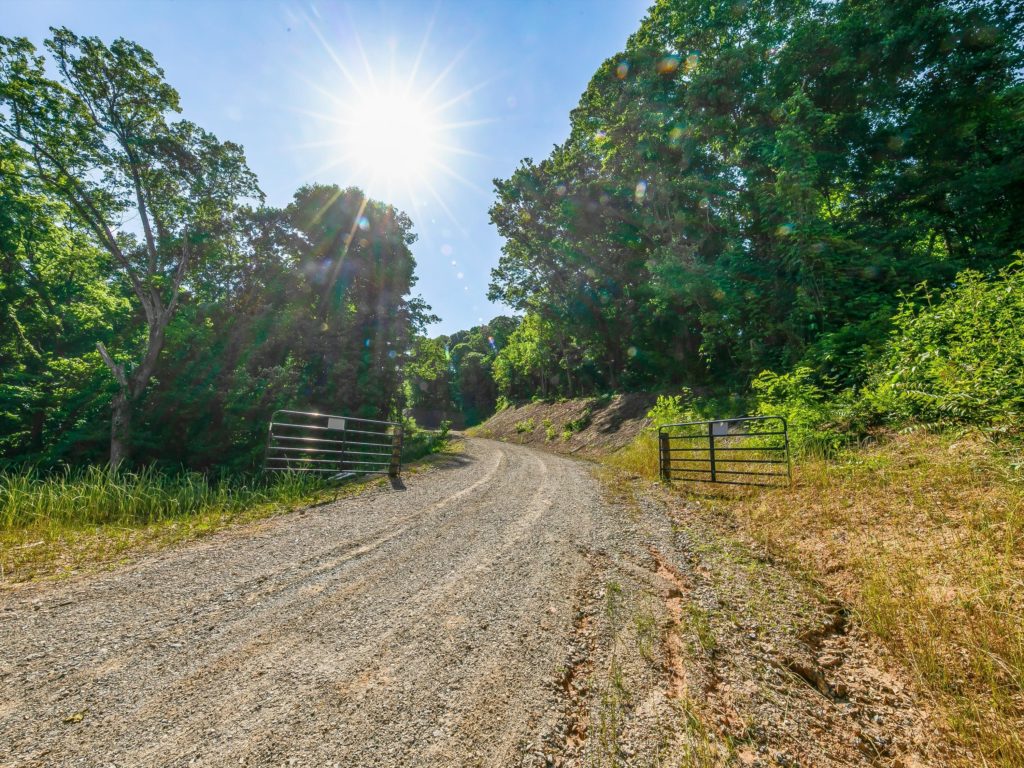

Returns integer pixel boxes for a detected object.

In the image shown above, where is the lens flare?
[292,9,495,230]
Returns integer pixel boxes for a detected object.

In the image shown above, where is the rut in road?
[2,438,941,767]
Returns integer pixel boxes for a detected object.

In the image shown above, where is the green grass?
[0,466,345,582]
[0,465,329,530]
[2,430,456,583]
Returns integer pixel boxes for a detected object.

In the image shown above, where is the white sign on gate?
[328,417,346,431]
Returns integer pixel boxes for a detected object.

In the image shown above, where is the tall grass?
[0,467,333,581]
[0,466,328,530]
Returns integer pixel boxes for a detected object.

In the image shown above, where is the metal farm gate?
[264,410,404,480]
[658,416,791,487]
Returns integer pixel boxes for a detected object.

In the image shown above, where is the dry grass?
[616,429,1023,765]
[606,431,661,477]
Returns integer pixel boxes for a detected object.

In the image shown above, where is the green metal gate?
[658,416,791,487]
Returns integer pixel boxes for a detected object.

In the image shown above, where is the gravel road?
[2,438,623,767]
[1,437,940,768]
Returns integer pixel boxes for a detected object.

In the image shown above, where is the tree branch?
[96,341,128,388]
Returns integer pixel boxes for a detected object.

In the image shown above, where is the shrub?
[751,367,847,457]
[645,391,698,429]
[542,418,556,441]
[563,409,592,435]
[867,264,1024,432]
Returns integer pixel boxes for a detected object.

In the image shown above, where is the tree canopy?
[0,29,431,471]
[475,0,1023,408]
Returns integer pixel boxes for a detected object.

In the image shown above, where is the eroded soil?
[1,438,943,766]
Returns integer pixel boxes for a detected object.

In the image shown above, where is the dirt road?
[1,438,940,767]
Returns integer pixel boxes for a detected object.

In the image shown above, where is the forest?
[4,1,1022,469]
[412,0,1024,436]
[0,29,434,472]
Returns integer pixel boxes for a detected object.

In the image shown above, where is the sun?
[293,14,489,221]
[342,86,443,192]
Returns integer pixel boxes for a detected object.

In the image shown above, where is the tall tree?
[0,29,260,465]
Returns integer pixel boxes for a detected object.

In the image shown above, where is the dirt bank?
[472,393,657,458]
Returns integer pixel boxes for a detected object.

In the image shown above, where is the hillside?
[471,394,657,458]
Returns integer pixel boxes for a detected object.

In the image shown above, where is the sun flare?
[343,87,442,191]
[295,15,489,220]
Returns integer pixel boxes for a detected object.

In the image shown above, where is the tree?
[0,29,260,466]
[0,145,129,464]
[487,0,1024,399]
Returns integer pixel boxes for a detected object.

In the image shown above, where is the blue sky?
[5,0,650,334]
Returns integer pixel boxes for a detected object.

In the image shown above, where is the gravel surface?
[2,439,618,767]
[1,437,940,767]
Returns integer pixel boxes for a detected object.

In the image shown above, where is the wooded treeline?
[0,29,431,471]
[432,0,1023,420]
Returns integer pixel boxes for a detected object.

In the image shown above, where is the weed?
[681,603,718,654]
[514,418,536,434]
[542,417,557,441]
[634,608,659,662]
[564,409,592,435]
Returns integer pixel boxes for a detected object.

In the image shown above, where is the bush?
[542,418,556,441]
[645,391,697,429]
[563,409,592,435]
[867,264,1024,432]
[751,367,847,457]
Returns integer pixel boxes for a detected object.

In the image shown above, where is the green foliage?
[868,264,1024,431]
[480,0,1024,404]
[0,466,327,531]
[0,29,432,471]
[400,425,450,464]
[751,368,847,457]
[561,409,593,438]
[0,29,262,465]
[644,393,696,429]
[514,418,536,434]
[542,417,556,441]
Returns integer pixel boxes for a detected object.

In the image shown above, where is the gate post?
[708,422,717,483]
[388,426,404,478]
[658,429,669,482]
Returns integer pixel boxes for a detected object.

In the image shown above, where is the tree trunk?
[109,388,130,469]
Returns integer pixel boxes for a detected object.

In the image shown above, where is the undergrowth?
[1,425,451,583]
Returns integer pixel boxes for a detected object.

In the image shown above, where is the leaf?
[63,708,88,723]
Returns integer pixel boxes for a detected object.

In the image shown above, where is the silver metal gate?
[263,410,403,479]
[658,415,791,486]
